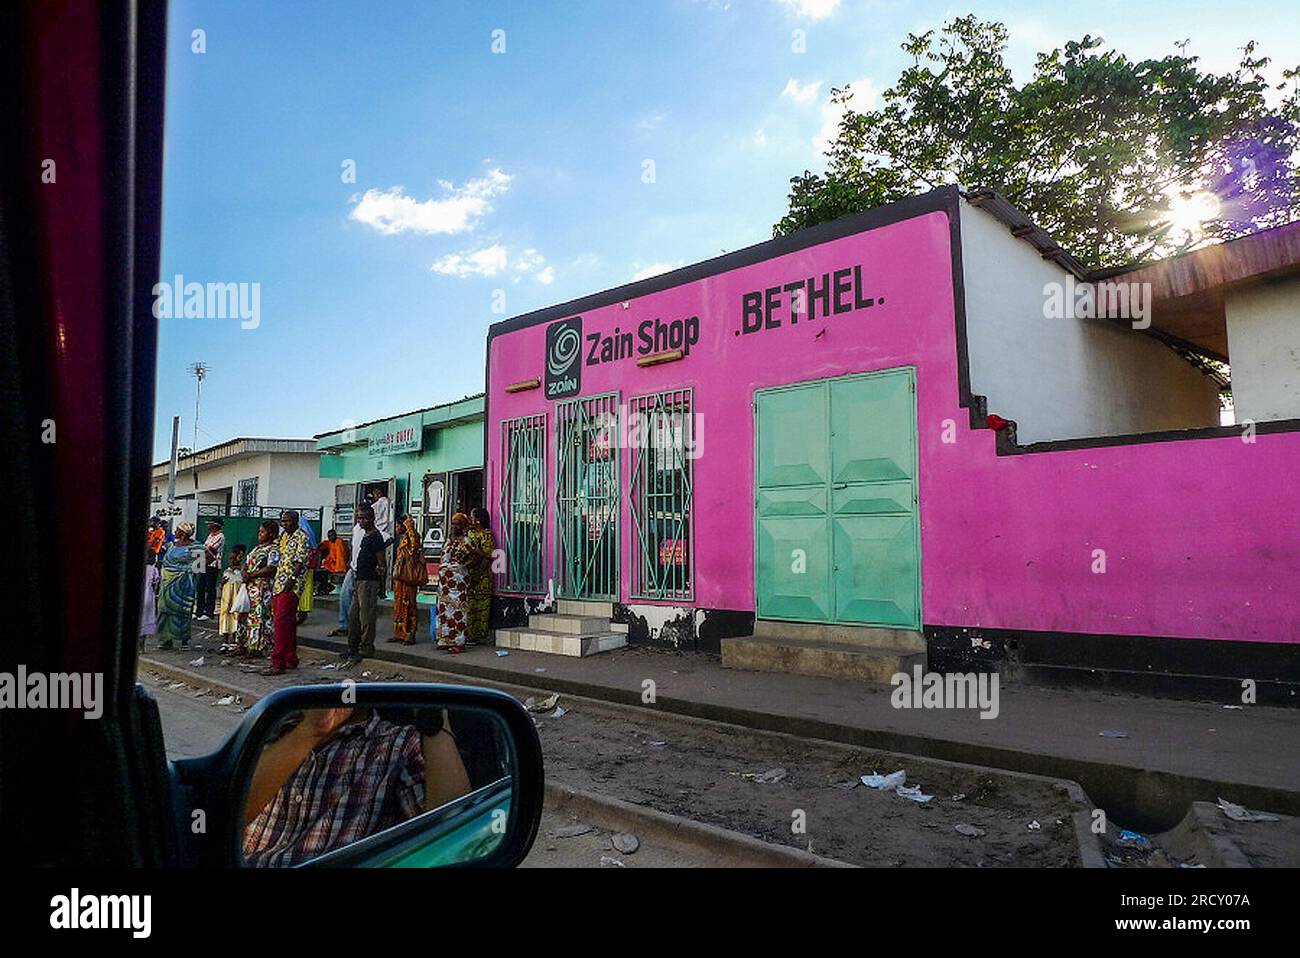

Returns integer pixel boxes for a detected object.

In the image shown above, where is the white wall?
[960,202,1221,443]
[150,452,334,511]
[266,455,338,513]
[1225,277,1300,422]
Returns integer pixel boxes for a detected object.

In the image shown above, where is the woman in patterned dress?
[390,515,423,644]
[155,522,201,650]
[435,514,473,653]
[236,520,280,657]
[466,507,495,646]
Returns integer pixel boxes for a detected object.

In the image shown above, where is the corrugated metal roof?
[151,437,318,475]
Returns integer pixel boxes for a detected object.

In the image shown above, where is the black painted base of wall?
[490,594,554,631]
[925,624,1300,708]
[611,604,754,655]
[490,598,1297,706]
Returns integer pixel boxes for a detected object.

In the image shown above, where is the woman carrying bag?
[389,515,427,645]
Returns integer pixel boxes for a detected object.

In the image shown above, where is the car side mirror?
[170,683,544,868]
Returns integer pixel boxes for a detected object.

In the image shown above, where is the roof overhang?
[1089,219,1300,362]
[314,394,485,452]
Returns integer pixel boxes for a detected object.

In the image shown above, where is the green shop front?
[314,395,485,576]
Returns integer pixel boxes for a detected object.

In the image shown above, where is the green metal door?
[555,393,620,600]
[755,384,832,621]
[755,368,919,629]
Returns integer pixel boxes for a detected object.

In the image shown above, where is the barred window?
[498,414,547,594]
[628,389,694,601]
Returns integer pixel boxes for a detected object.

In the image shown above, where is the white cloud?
[513,248,546,274]
[814,78,875,154]
[752,128,767,147]
[777,0,841,20]
[781,78,823,105]
[430,245,509,278]
[637,111,669,132]
[631,260,686,282]
[431,244,555,284]
[511,248,555,284]
[350,168,512,236]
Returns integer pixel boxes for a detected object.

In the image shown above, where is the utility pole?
[167,415,180,506]
[187,361,209,458]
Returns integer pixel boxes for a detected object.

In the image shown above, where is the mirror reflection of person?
[242,707,472,868]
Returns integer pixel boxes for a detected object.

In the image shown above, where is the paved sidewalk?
[282,605,1300,829]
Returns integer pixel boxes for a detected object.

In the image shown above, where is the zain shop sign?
[544,312,701,399]
[368,414,423,458]
[542,263,882,400]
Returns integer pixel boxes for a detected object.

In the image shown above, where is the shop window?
[628,388,694,601]
[498,414,547,594]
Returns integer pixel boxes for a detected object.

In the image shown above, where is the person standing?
[434,514,473,653]
[217,543,246,650]
[237,521,279,658]
[264,510,308,676]
[328,518,363,638]
[368,485,395,594]
[147,517,166,567]
[466,507,495,646]
[389,515,425,645]
[344,504,385,664]
[156,521,201,650]
[195,520,225,620]
[139,544,161,652]
[295,516,319,622]
[370,485,394,546]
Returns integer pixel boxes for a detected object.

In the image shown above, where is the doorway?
[754,368,920,629]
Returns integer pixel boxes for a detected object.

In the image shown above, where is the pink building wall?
[487,209,1300,643]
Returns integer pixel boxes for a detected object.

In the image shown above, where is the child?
[139,546,161,652]
[217,543,247,652]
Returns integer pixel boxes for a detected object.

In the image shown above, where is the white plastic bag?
[231,584,251,614]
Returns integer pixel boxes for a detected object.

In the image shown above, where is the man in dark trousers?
[344,504,385,665]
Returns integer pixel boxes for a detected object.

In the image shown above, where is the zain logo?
[544,316,582,399]
[548,324,580,376]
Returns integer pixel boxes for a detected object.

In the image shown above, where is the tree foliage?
[775,16,1300,269]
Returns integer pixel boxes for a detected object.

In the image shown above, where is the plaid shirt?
[243,712,425,868]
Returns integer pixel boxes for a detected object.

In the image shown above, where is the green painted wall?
[320,420,483,480]
[315,397,484,517]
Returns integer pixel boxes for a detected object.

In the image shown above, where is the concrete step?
[556,599,615,617]
[530,613,616,635]
[494,628,627,657]
[754,619,925,653]
[721,635,924,683]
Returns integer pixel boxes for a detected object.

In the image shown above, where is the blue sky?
[155,0,1300,458]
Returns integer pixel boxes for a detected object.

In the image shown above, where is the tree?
[775,16,1300,270]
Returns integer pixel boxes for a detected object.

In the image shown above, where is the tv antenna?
[187,361,209,460]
